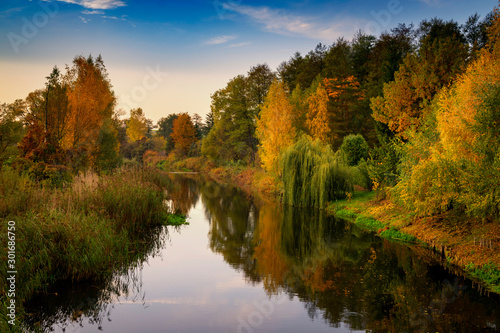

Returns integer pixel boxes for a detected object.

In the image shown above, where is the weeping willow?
[281,135,353,208]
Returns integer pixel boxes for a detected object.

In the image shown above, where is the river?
[24,174,500,332]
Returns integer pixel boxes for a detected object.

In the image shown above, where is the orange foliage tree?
[371,20,469,138]
[171,113,197,155]
[63,55,116,165]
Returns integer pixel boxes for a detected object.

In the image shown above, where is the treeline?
[1,5,499,219]
[0,54,212,184]
[199,6,500,219]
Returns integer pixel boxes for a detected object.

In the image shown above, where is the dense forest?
[1,6,499,219]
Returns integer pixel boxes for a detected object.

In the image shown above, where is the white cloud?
[82,9,104,14]
[222,3,366,41]
[102,15,121,20]
[205,35,237,45]
[56,0,126,10]
[79,16,89,23]
[228,41,251,48]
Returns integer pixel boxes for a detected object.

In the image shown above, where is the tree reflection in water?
[204,180,500,332]
[23,225,168,332]
[24,175,500,332]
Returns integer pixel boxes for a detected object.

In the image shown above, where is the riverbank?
[0,167,177,331]
[328,190,500,295]
[154,155,500,295]
[155,156,280,201]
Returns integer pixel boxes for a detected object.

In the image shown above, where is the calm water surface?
[25,175,500,332]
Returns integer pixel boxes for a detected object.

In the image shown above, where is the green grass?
[466,262,500,294]
[354,215,385,230]
[380,228,417,243]
[335,209,357,219]
[166,214,189,226]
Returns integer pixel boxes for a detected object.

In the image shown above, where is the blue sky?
[0,0,496,122]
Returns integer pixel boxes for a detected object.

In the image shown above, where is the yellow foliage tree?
[126,108,148,142]
[306,82,330,143]
[395,7,500,218]
[256,80,296,175]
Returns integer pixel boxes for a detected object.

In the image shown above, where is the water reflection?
[24,226,167,332]
[200,178,261,283]
[200,179,500,332]
[25,175,500,332]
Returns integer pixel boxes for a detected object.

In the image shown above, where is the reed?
[0,166,173,329]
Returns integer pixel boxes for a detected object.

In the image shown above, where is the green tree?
[339,134,370,166]
[94,118,121,172]
[0,101,25,168]
[202,75,256,163]
[281,135,353,208]
[246,64,275,116]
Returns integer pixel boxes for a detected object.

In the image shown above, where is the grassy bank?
[0,167,176,331]
[328,190,500,294]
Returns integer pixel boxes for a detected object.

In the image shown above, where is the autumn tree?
[306,82,331,143]
[63,55,116,169]
[256,80,296,175]
[171,113,197,155]
[371,19,469,137]
[394,8,500,218]
[324,76,365,147]
[126,108,148,142]
[157,113,179,153]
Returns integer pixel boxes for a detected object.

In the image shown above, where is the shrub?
[340,134,370,166]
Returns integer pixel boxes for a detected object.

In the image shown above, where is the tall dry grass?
[0,166,172,330]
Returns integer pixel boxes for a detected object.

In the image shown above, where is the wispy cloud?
[0,7,24,18]
[82,9,104,15]
[205,35,237,45]
[55,0,126,10]
[228,41,251,48]
[100,14,136,27]
[102,15,124,20]
[222,3,365,41]
[79,16,89,23]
